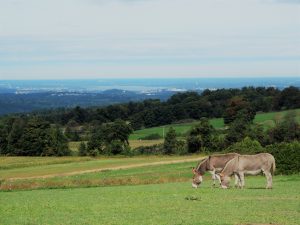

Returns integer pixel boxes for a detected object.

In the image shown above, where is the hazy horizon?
[0,75,299,80]
[0,0,299,79]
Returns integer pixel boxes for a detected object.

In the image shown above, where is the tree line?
[0,86,299,158]
[33,86,299,130]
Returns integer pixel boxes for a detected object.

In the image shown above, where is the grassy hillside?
[0,155,203,180]
[130,109,300,140]
[0,157,299,225]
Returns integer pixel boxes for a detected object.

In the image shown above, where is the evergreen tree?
[6,118,26,155]
[187,118,214,153]
[46,126,70,156]
[79,142,87,156]
[163,127,177,154]
[21,117,51,156]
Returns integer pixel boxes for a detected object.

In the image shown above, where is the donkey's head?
[220,173,230,189]
[192,168,203,188]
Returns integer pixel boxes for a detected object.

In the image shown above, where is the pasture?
[130,109,300,140]
[0,156,299,225]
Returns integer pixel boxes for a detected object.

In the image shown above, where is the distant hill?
[0,89,177,115]
[0,77,299,115]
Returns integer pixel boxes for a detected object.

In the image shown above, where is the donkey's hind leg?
[237,172,245,188]
[264,171,273,189]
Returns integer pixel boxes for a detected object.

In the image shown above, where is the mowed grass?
[130,109,300,140]
[0,161,195,191]
[0,173,299,225]
[0,155,203,180]
[0,157,92,170]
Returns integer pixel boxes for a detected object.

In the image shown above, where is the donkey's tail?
[271,159,276,175]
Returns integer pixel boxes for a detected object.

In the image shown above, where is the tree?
[277,86,300,109]
[104,119,133,145]
[225,117,250,145]
[79,142,87,156]
[268,111,300,143]
[87,120,133,155]
[226,137,264,154]
[46,126,70,156]
[163,127,177,154]
[187,118,214,153]
[6,118,26,155]
[20,117,51,156]
[64,122,80,141]
[224,96,256,125]
[87,125,104,156]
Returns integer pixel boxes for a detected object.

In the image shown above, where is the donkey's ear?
[192,167,196,174]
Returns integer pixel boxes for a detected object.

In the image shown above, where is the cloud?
[0,0,299,79]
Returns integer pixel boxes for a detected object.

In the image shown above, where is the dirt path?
[7,157,204,181]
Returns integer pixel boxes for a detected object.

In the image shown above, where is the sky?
[0,0,299,79]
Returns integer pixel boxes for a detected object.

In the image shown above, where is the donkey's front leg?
[215,173,221,186]
[234,174,240,188]
[209,170,216,187]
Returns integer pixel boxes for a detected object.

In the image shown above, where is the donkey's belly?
[244,169,262,175]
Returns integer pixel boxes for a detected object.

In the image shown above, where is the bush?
[141,133,161,140]
[134,144,164,155]
[187,118,214,153]
[174,140,188,155]
[225,137,265,154]
[103,140,132,156]
[78,142,87,156]
[210,133,227,152]
[163,127,177,154]
[266,141,300,174]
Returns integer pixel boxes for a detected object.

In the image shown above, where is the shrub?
[174,140,188,155]
[141,133,161,140]
[187,118,214,153]
[134,144,164,155]
[266,141,300,174]
[210,133,227,152]
[225,137,265,154]
[78,142,87,156]
[163,127,177,154]
[105,140,124,155]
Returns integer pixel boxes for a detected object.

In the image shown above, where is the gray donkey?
[192,153,239,188]
[220,153,276,189]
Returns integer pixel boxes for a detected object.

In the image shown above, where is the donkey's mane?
[196,157,208,172]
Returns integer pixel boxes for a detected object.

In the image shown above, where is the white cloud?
[0,0,299,79]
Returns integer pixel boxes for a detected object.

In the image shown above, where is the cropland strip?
[5,157,204,181]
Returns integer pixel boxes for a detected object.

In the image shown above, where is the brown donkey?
[192,153,239,188]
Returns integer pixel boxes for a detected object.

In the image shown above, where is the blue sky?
[0,0,299,79]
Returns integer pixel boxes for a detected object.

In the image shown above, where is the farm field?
[0,155,203,180]
[130,108,300,140]
[0,157,299,225]
[69,140,164,152]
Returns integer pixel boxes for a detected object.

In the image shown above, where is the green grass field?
[130,109,300,140]
[0,157,299,225]
[0,155,203,180]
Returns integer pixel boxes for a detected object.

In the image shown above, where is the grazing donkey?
[220,153,276,189]
[192,153,239,188]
